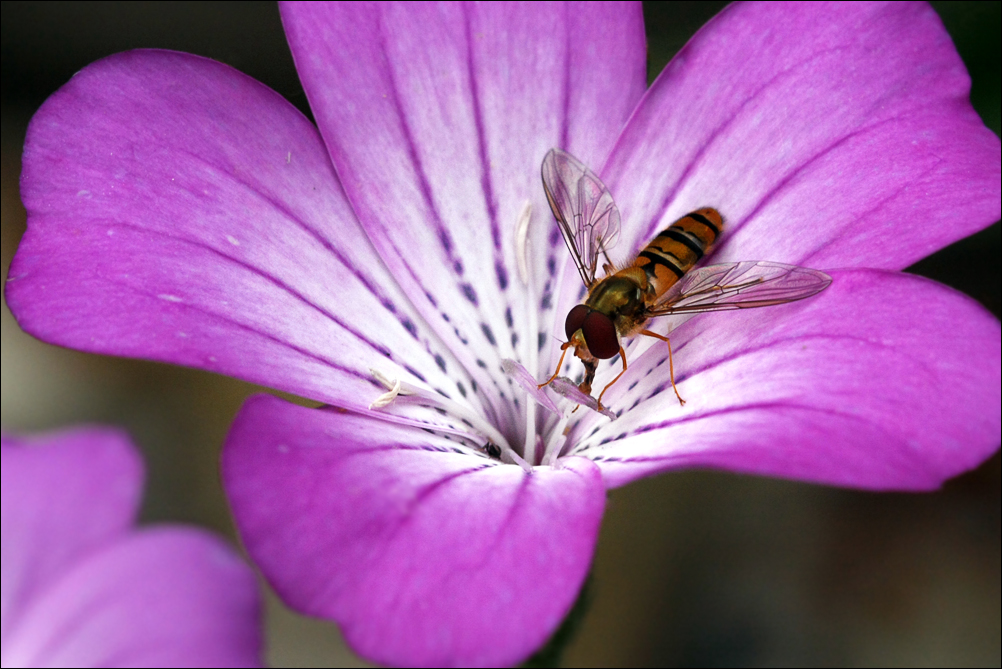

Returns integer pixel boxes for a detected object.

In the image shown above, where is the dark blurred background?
[2,2,999,666]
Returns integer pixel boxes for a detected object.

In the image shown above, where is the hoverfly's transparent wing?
[648,261,832,315]
[541,148,621,288]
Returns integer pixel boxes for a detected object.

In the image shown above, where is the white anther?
[369,377,402,409]
[515,201,533,285]
[371,368,400,391]
[369,369,415,409]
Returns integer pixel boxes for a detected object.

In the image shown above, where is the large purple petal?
[604,2,1000,270]
[567,270,1001,491]
[222,395,606,667]
[1,429,141,645]
[1,528,261,667]
[7,50,485,423]
[282,2,647,422]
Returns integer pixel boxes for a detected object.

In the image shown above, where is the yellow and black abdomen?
[633,208,723,299]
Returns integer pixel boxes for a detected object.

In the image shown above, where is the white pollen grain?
[157,294,184,303]
[226,235,240,246]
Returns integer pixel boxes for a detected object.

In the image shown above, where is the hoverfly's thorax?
[585,275,643,320]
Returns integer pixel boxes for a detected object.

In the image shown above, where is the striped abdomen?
[633,207,723,299]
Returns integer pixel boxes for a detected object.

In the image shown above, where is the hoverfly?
[538,148,831,411]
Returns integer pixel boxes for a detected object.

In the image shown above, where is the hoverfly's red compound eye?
[564,304,591,340]
[582,311,619,359]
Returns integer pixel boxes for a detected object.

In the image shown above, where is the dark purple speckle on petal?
[495,261,508,290]
[461,283,478,306]
[480,323,496,346]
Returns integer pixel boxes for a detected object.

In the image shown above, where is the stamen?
[515,201,533,286]
[506,448,532,472]
[512,200,543,466]
[369,369,526,471]
[502,359,560,415]
[549,377,616,419]
[369,374,404,409]
[522,385,539,467]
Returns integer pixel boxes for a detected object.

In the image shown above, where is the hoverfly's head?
[565,304,619,360]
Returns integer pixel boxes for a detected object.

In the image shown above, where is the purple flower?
[1,428,262,667]
[5,1,1000,666]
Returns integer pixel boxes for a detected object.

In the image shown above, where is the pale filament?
[542,411,571,466]
[514,201,533,286]
[513,200,543,466]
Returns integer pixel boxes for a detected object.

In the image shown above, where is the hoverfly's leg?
[595,345,629,412]
[640,329,685,406]
[567,358,600,414]
[579,359,597,396]
[538,342,571,389]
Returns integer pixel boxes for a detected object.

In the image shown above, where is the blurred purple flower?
[0,428,262,667]
[5,1,1001,666]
